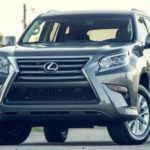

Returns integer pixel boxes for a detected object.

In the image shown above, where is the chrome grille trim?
[15,57,90,82]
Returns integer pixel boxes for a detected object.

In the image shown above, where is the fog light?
[107,85,128,93]
[107,84,130,105]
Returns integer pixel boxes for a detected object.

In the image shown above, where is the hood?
[0,42,138,57]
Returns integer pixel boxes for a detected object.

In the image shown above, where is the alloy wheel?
[127,94,149,136]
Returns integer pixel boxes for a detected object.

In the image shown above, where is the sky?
[0,0,150,40]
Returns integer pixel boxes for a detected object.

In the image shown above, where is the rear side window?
[136,16,148,43]
[145,18,150,33]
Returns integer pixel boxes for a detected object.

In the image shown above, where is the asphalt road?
[0,127,150,150]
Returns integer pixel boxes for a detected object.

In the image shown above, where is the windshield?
[20,14,134,44]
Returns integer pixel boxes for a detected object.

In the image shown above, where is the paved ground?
[0,127,150,150]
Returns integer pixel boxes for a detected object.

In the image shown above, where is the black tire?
[44,127,68,142]
[107,85,150,145]
[0,121,31,145]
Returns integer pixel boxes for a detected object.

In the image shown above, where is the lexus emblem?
[44,62,59,72]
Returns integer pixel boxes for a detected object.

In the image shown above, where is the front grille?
[5,87,98,104]
[15,57,89,82]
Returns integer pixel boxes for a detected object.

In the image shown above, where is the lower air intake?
[5,87,98,105]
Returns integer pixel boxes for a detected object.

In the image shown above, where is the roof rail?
[46,10,59,13]
[132,8,149,16]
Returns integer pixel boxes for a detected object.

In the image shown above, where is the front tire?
[44,127,68,143]
[107,85,150,145]
[0,121,31,145]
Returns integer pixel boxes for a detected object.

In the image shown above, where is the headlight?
[99,53,129,72]
[0,57,10,73]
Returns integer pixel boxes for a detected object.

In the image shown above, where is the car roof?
[40,10,134,17]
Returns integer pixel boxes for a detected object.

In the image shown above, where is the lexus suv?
[0,9,150,145]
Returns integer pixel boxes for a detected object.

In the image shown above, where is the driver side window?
[136,16,148,44]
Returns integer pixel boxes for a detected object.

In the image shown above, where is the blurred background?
[0,0,150,43]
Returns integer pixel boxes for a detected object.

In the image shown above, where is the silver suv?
[0,9,150,145]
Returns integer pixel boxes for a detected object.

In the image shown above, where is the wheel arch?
[139,72,149,92]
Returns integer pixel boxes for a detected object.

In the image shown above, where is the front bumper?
[0,56,138,122]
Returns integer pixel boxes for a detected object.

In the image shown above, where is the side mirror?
[1,36,16,47]
[145,34,150,48]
